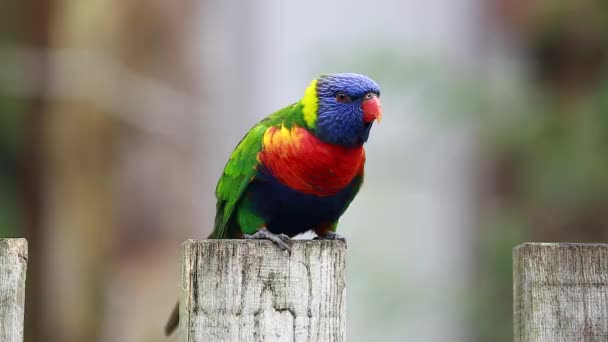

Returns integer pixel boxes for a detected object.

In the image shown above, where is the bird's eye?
[335,92,352,103]
[364,92,376,100]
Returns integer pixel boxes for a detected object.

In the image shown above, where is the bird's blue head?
[301,73,382,147]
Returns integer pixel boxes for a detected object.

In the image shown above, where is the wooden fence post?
[513,243,608,342]
[0,239,28,342]
[179,239,346,342]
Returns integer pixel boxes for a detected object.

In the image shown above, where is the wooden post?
[0,239,28,342]
[513,243,608,342]
[180,239,346,342]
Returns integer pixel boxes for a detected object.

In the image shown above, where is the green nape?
[211,101,309,239]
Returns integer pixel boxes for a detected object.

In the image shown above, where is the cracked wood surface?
[514,243,608,342]
[0,239,28,342]
[180,239,346,342]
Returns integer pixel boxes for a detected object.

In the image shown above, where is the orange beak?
[362,95,382,124]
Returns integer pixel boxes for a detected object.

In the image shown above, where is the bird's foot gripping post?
[243,229,291,251]
[179,239,346,342]
[314,231,347,245]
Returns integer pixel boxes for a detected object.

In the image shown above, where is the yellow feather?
[280,124,290,140]
[302,78,318,128]
[262,125,304,157]
[262,129,272,149]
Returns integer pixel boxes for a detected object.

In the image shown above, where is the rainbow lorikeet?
[164,73,382,335]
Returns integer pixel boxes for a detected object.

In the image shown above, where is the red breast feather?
[258,125,365,196]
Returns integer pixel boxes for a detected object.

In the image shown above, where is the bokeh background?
[2,0,608,341]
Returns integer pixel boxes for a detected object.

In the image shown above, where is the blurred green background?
[1,0,608,341]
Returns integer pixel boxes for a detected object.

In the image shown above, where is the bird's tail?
[164,301,179,336]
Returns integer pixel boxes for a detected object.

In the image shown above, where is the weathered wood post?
[513,243,608,342]
[179,239,346,342]
[0,239,28,342]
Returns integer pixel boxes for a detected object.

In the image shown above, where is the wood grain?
[514,243,608,342]
[0,239,28,342]
[180,239,346,342]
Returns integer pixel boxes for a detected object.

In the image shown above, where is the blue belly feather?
[245,167,360,237]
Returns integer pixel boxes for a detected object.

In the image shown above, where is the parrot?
[164,72,382,336]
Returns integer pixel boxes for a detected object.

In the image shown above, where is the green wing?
[210,103,307,239]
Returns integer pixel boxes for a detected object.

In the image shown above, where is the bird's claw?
[277,233,291,242]
[244,229,291,251]
[314,231,347,247]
